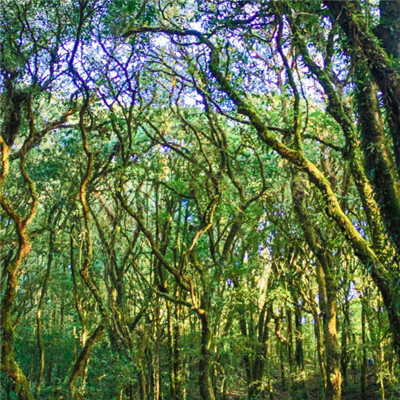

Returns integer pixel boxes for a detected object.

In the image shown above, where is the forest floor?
[221,370,395,400]
[270,371,387,400]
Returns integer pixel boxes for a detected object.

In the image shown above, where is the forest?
[1,1,400,400]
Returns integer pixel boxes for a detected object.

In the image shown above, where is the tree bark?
[325,0,400,176]
[1,90,38,400]
[199,312,216,400]
[291,172,342,400]
[361,294,367,400]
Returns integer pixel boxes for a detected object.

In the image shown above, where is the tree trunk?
[291,172,341,400]
[68,324,106,400]
[167,301,176,400]
[1,275,36,400]
[1,100,38,399]
[250,304,272,398]
[312,306,327,400]
[341,281,352,388]
[324,278,342,400]
[154,301,161,400]
[287,308,293,372]
[199,312,216,400]
[137,337,148,400]
[361,295,367,400]
[35,228,55,394]
[174,301,185,400]
[294,305,304,375]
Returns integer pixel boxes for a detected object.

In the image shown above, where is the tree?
[1,1,400,400]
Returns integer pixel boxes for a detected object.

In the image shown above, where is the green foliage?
[2,1,400,400]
